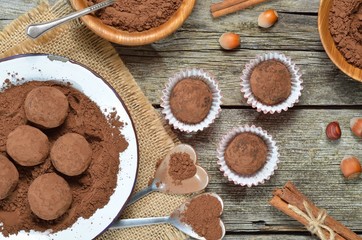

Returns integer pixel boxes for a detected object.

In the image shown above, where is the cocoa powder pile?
[88,0,183,32]
[168,152,197,182]
[0,81,128,236]
[181,194,223,240]
[329,0,362,69]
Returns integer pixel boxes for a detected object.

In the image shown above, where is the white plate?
[0,54,139,239]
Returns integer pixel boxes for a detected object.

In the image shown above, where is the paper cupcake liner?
[161,68,222,133]
[241,52,303,114]
[217,125,279,187]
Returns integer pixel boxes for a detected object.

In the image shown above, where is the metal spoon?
[26,0,116,39]
[110,193,225,240]
[126,144,209,206]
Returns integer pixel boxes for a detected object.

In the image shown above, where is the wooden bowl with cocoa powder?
[70,0,196,46]
[318,0,362,81]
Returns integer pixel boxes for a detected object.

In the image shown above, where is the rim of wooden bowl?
[70,0,196,46]
[318,0,362,81]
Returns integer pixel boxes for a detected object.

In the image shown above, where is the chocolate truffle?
[170,78,213,124]
[6,125,50,166]
[250,60,291,105]
[224,132,268,175]
[28,173,72,220]
[24,86,69,128]
[51,133,92,176]
[0,155,19,200]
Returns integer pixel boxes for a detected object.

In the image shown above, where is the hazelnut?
[350,117,362,138]
[258,9,278,28]
[325,121,341,140]
[340,156,362,179]
[218,32,240,50]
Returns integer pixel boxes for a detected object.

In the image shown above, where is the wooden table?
[3,0,362,239]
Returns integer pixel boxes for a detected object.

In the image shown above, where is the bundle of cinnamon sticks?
[211,0,269,18]
[269,182,361,240]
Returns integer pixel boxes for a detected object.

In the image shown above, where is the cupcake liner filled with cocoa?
[217,125,279,187]
[161,68,222,133]
[241,52,303,114]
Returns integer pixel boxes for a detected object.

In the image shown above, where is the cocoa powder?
[329,0,362,69]
[181,194,223,240]
[88,0,183,32]
[0,81,128,236]
[168,152,197,182]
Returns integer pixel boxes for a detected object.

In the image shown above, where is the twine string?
[288,201,335,240]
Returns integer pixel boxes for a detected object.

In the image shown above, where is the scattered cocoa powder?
[168,152,196,182]
[329,0,362,69]
[181,194,223,240]
[87,0,183,32]
[0,81,128,236]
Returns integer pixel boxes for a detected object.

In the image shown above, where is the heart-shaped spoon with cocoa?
[126,144,209,206]
[110,193,225,240]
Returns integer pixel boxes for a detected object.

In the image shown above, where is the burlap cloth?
[0,1,188,239]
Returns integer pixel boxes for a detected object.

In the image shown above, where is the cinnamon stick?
[211,0,269,18]
[210,0,249,13]
[279,182,361,240]
[269,196,343,240]
[272,188,344,240]
[270,182,361,240]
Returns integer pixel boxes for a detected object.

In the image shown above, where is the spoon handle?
[26,0,116,38]
[126,180,158,206]
[109,216,170,229]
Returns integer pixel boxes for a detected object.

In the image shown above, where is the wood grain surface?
[1,0,362,239]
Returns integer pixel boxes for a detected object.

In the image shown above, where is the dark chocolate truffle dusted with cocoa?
[170,78,213,124]
[51,133,92,176]
[0,155,19,200]
[6,125,50,166]
[250,60,291,105]
[24,86,69,128]
[224,132,268,175]
[28,173,72,220]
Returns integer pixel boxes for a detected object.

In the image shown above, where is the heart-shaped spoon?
[110,193,225,240]
[127,144,209,206]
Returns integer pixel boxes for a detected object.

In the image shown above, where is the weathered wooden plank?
[0,0,54,19]
[119,49,361,106]
[226,234,361,239]
[0,20,12,30]
[0,0,319,21]
[165,108,362,232]
[225,234,323,240]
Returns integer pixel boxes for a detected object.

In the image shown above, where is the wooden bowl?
[318,0,362,81]
[70,0,196,46]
